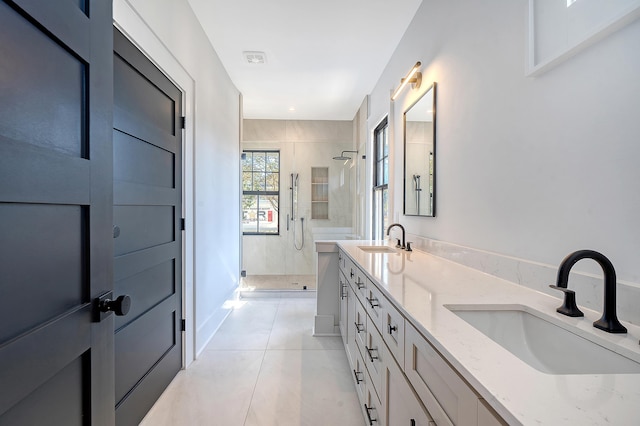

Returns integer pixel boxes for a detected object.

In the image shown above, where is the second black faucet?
[387,223,412,251]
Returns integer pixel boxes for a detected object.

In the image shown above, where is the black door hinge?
[180,116,186,129]
[180,218,185,230]
[181,319,186,331]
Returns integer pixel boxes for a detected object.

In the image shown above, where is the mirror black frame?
[403,82,437,217]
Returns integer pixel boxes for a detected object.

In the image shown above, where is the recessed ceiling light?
[243,51,266,64]
[288,107,296,111]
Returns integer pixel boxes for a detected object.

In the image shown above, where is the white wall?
[118,0,241,357]
[369,0,640,284]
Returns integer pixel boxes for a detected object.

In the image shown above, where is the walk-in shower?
[289,173,304,250]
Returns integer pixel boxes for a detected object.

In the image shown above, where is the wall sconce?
[391,61,422,101]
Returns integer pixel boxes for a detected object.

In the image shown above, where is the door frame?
[114,1,195,367]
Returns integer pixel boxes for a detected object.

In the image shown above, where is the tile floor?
[140,296,363,426]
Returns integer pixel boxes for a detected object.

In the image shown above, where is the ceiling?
[187,0,423,120]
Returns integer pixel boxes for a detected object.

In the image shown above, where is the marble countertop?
[337,240,640,426]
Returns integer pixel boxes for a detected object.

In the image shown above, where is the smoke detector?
[243,51,266,64]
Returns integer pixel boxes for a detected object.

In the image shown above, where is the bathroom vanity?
[315,240,640,425]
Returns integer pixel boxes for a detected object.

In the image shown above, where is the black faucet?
[551,250,627,334]
[387,223,408,250]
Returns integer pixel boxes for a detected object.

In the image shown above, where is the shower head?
[332,150,358,161]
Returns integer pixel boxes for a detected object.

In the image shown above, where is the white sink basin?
[446,304,640,375]
[357,245,396,253]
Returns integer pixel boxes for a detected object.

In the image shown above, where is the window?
[373,118,389,240]
[242,150,279,235]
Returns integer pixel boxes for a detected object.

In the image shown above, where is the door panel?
[0,204,85,336]
[0,1,86,157]
[0,1,113,425]
[0,353,88,426]
[113,205,175,255]
[113,28,182,426]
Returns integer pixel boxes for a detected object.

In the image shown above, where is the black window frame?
[372,117,389,240]
[242,149,280,235]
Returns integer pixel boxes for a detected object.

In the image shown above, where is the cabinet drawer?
[364,317,385,399]
[338,249,348,275]
[353,297,368,361]
[363,368,385,426]
[382,298,405,369]
[384,345,435,426]
[351,264,368,305]
[364,279,384,332]
[339,270,349,345]
[405,322,478,426]
[346,286,358,367]
[351,348,368,402]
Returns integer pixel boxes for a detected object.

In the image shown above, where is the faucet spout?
[556,250,627,334]
[386,223,405,249]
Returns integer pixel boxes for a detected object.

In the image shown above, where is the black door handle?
[100,295,131,316]
[93,292,132,322]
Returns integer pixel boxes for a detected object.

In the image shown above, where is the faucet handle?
[549,285,584,317]
[395,238,402,248]
[405,242,412,252]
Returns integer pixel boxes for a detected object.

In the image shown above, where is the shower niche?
[311,167,329,219]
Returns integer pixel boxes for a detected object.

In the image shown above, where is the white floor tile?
[244,349,362,426]
[140,297,363,426]
[205,301,279,351]
[267,301,343,350]
[140,350,264,426]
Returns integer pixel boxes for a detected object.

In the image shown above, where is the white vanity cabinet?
[332,246,507,426]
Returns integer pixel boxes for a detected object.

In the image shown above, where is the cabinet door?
[346,285,359,367]
[339,270,349,346]
[352,264,368,305]
[365,318,385,400]
[363,369,385,426]
[385,346,435,426]
[352,348,368,402]
[365,279,385,332]
[338,249,347,275]
[405,323,478,426]
[354,297,368,361]
[382,299,405,368]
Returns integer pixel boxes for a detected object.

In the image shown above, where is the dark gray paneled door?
[113,29,183,426]
[0,1,114,425]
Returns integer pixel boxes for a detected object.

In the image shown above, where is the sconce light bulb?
[391,61,422,101]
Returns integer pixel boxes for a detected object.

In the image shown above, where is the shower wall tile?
[285,120,352,142]
[243,119,287,141]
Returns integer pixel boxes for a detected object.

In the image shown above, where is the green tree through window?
[242,150,279,234]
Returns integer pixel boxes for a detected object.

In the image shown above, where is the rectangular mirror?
[404,82,436,216]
